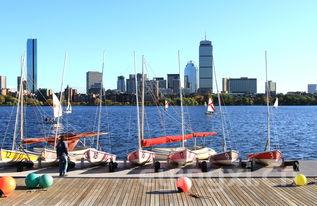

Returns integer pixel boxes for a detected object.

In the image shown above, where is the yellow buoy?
[294,174,307,186]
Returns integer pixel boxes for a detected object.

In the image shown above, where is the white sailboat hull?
[168,148,196,166]
[83,148,116,165]
[127,149,155,165]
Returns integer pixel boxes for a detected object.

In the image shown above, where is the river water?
[0,105,316,160]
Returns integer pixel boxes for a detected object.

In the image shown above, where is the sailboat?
[248,51,283,166]
[0,55,39,166]
[127,54,155,165]
[22,54,107,167]
[273,98,278,108]
[164,100,169,111]
[65,100,72,114]
[167,51,197,165]
[205,97,215,115]
[82,53,116,165]
[139,52,217,165]
[209,62,239,165]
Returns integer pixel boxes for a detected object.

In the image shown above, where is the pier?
[1,177,317,205]
[1,160,317,205]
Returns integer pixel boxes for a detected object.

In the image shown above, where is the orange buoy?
[176,176,192,193]
[0,176,16,197]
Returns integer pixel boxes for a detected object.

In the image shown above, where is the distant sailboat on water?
[273,97,278,108]
[164,100,169,111]
[65,100,72,114]
[65,87,72,114]
[205,97,215,115]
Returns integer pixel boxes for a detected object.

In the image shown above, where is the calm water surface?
[0,105,316,160]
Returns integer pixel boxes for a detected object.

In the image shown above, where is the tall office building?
[26,38,37,93]
[222,77,257,94]
[0,76,6,90]
[86,71,102,94]
[117,75,126,92]
[184,61,198,93]
[167,74,180,94]
[308,84,317,94]
[265,81,277,95]
[199,39,213,93]
[126,74,136,94]
[126,73,147,94]
[17,76,27,91]
[153,77,166,89]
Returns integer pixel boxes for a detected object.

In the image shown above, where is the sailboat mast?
[20,55,24,144]
[213,63,227,152]
[12,55,24,150]
[141,55,145,143]
[96,52,105,151]
[265,50,271,151]
[54,53,67,149]
[178,50,185,148]
[134,52,141,150]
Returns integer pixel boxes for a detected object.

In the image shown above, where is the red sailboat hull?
[248,150,283,166]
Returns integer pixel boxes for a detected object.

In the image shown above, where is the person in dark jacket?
[56,136,69,176]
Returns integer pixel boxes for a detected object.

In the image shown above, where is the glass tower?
[199,39,213,93]
[27,39,37,93]
[184,61,198,93]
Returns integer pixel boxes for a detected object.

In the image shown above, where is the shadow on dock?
[146,190,179,195]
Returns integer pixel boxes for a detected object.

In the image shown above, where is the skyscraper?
[126,74,136,94]
[86,71,102,94]
[153,77,166,89]
[17,76,27,92]
[167,74,180,94]
[198,39,213,93]
[308,84,317,94]
[0,76,6,90]
[117,75,126,92]
[265,81,277,95]
[184,61,198,93]
[27,38,37,93]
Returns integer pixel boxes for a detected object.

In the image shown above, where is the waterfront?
[0,105,316,160]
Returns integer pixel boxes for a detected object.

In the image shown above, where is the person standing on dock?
[56,136,69,177]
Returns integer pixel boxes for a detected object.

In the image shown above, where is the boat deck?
[1,177,316,206]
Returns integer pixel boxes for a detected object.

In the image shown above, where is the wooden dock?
[1,177,317,205]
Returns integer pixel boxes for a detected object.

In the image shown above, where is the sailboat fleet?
[0,50,285,172]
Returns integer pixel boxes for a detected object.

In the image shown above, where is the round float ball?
[294,174,307,186]
[39,174,54,188]
[25,173,40,189]
[176,176,192,193]
[0,176,16,197]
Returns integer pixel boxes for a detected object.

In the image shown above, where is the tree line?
[1,93,317,106]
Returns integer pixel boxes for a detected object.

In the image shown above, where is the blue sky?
[0,0,316,93]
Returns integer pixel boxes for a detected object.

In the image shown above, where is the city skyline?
[0,1,317,93]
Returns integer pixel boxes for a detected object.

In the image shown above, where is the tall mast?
[213,62,227,152]
[12,55,23,150]
[134,52,141,150]
[178,50,185,148]
[96,52,105,150]
[20,54,25,144]
[54,53,67,149]
[264,50,270,151]
[141,55,145,143]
